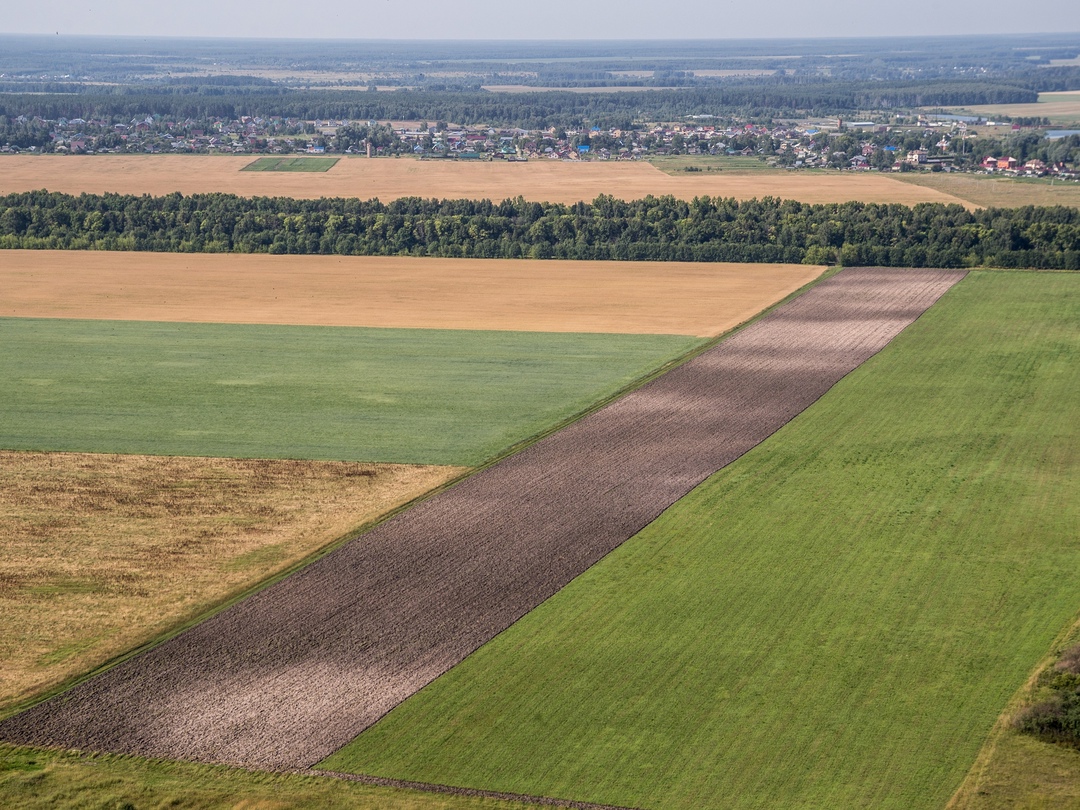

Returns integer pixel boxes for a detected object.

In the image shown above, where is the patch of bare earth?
[0,452,464,710]
[0,268,966,771]
[0,251,823,337]
[0,154,970,206]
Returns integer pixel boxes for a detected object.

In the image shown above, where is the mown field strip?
[0,321,698,465]
[0,155,971,206]
[0,251,822,337]
[0,268,964,772]
[325,271,1079,810]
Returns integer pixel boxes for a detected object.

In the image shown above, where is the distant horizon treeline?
[2,191,1079,270]
[0,78,1046,128]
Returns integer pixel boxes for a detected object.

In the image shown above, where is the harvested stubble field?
[0,319,699,465]
[0,451,463,711]
[0,268,965,774]
[0,251,822,337]
[894,172,1080,209]
[327,271,1079,810]
[0,154,971,206]
[947,99,1080,125]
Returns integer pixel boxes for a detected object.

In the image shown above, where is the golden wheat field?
[0,154,971,206]
[0,251,824,337]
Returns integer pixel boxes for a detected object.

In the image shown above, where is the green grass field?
[323,271,1080,809]
[241,156,340,172]
[0,319,698,465]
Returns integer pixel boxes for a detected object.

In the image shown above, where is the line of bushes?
[1015,644,1080,749]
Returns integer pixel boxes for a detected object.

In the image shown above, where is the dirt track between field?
[0,267,966,771]
[0,154,972,206]
[0,251,822,337]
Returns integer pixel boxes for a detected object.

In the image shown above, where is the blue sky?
[4,1,1079,40]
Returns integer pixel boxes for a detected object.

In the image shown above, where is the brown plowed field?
[0,155,970,206]
[0,268,966,771]
[0,251,822,337]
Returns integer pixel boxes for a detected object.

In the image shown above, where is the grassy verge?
[240,156,339,172]
[0,744,527,810]
[323,271,1080,809]
[0,319,699,465]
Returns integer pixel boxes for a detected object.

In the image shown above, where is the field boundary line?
[308,769,641,810]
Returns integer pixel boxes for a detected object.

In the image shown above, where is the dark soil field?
[0,268,964,772]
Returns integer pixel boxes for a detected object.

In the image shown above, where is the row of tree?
[2,191,1079,269]
[0,78,1043,129]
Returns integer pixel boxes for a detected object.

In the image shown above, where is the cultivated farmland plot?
[0,268,964,773]
[327,271,1080,810]
[0,453,463,710]
[240,157,340,172]
[0,155,972,206]
[0,319,700,465]
[0,251,822,337]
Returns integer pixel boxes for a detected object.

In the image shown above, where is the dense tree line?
[2,191,1079,269]
[0,77,1043,129]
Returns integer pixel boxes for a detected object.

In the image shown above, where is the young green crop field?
[0,319,699,466]
[323,271,1080,810]
[241,156,340,171]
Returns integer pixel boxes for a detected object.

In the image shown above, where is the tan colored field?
[0,451,464,710]
[895,172,1080,209]
[0,154,971,206]
[481,85,688,93]
[0,251,824,337]
[947,99,1080,124]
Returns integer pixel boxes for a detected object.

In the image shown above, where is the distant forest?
[0,80,1053,128]
[3,33,1080,127]
[3,191,1078,269]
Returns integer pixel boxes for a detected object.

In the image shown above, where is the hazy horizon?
[4,1,1079,42]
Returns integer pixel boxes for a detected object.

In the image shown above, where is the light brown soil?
[894,172,1080,209]
[0,452,463,710]
[952,100,1080,124]
[0,155,970,206]
[0,268,966,771]
[0,250,824,337]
